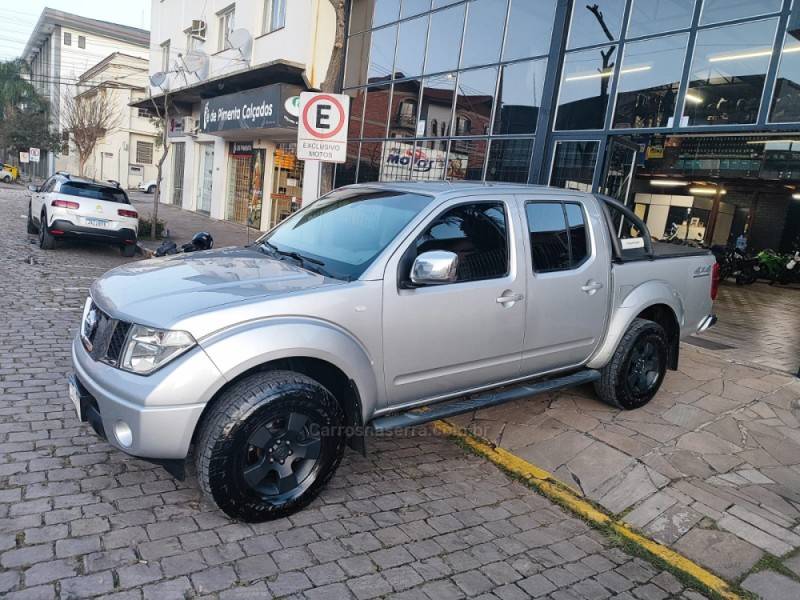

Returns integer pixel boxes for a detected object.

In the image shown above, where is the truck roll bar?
[594,194,655,261]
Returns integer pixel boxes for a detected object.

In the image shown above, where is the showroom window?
[699,0,782,26]
[567,0,625,49]
[682,18,779,126]
[769,30,800,123]
[613,33,690,128]
[627,0,696,38]
[556,46,618,130]
[460,0,507,69]
[549,141,599,191]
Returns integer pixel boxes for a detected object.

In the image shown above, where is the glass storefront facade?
[340,0,800,251]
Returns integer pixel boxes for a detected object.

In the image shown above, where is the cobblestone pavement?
[696,281,800,374]
[0,186,709,599]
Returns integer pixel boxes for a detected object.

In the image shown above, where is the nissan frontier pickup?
[70,182,718,521]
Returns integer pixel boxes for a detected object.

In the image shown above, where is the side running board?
[370,369,601,432]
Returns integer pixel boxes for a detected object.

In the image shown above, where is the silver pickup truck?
[70,182,718,521]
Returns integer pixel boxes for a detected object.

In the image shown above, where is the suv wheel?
[594,318,668,410]
[39,211,56,250]
[27,203,38,234]
[195,370,345,522]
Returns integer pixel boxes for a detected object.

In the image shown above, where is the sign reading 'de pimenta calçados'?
[199,84,303,134]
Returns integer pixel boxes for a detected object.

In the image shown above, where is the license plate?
[84,217,109,228]
[68,380,82,421]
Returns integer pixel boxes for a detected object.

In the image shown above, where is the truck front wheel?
[594,318,668,410]
[195,370,345,522]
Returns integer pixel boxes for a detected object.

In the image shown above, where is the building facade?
[61,54,160,188]
[141,0,338,231]
[21,9,149,177]
[338,0,800,252]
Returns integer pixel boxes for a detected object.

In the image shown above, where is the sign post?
[297,92,350,202]
[29,147,40,163]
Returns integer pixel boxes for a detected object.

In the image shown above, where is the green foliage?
[137,216,167,239]
[0,59,62,155]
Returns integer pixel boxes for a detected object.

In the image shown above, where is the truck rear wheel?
[195,370,345,522]
[594,318,668,410]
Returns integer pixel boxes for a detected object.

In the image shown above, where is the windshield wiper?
[258,241,336,277]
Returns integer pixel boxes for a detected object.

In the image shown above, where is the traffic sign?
[29,147,40,163]
[19,152,29,164]
[297,92,350,163]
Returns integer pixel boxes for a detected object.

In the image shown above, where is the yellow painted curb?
[433,420,740,600]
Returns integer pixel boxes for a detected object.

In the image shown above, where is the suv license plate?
[85,217,109,228]
[68,380,82,421]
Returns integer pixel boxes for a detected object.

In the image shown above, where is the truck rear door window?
[526,201,589,272]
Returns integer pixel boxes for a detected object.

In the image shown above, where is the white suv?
[27,174,139,256]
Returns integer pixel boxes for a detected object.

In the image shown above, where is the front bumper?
[71,335,224,459]
[51,219,137,245]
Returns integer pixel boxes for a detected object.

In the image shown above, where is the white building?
[61,54,160,189]
[21,9,150,177]
[137,0,338,231]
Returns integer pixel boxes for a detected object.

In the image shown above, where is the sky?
[0,1,151,61]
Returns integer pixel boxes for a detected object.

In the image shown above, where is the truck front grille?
[82,301,131,367]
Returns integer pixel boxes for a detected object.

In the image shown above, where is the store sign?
[231,142,254,155]
[200,84,302,134]
[379,142,453,181]
[297,92,350,163]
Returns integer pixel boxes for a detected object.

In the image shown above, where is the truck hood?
[91,247,332,327]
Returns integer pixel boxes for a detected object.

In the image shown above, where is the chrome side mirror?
[410,250,459,285]
[27,184,38,192]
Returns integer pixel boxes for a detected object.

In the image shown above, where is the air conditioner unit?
[190,19,206,40]
[183,116,199,136]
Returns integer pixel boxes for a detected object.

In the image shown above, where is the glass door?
[171,142,186,205]
[600,137,639,206]
[196,145,214,214]
[270,144,304,228]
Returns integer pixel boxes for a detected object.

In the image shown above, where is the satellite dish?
[228,28,253,62]
[149,71,167,88]
[183,50,210,80]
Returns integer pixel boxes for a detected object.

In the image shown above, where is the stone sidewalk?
[450,346,800,596]
[128,191,255,252]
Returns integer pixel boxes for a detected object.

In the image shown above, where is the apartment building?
[21,8,149,177]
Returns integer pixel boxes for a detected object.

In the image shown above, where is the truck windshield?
[259,188,431,280]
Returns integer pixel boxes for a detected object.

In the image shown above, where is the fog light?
[114,421,133,448]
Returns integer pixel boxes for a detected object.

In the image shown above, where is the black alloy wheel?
[241,411,322,499]
[594,318,669,410]
[626,338,661,396]
[195,370,345,522]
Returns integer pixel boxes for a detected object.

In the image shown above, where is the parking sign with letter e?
[297,92,350,163]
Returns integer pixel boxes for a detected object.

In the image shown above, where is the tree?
[146,93,170,239]
[63,88,118,176]
[0,59,61,164]
[318,0,347,195]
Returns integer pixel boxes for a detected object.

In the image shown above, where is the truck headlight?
[120,325,196,374]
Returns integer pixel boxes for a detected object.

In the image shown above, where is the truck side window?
[526,201,589,272]
[414,202,508,282]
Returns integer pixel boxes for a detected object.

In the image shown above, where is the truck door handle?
[496,292,524,306]
[581,280,604,294]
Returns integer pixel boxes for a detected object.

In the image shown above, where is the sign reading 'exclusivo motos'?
[199,83,303,134]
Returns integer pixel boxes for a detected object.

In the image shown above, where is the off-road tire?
[195,370,345,522]
[121,244,137,257]
[594,318,668,410]
[39,211,55,249]
[27,203,37,234]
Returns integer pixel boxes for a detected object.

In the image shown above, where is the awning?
[130,60,307,113]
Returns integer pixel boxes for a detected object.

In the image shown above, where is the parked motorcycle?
[154,231,214,257]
